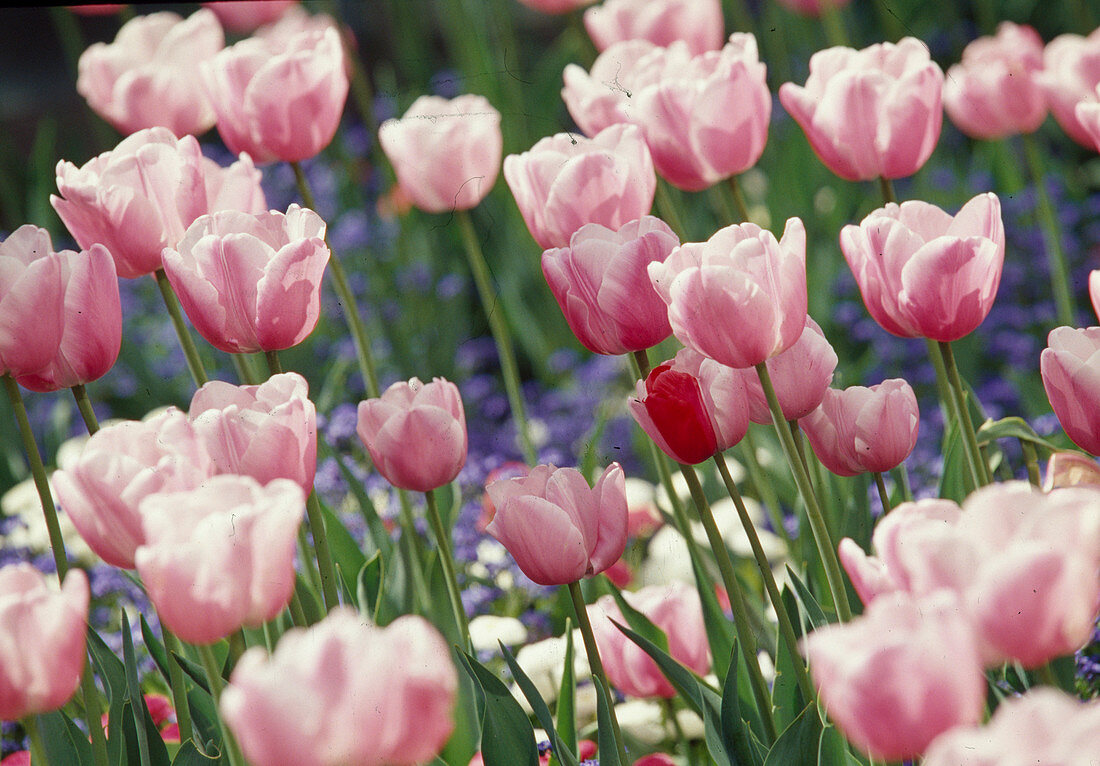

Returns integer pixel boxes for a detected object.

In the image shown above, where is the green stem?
[632,349,652,378]
[197,644,245,766]
[878,176,897,205]
[726,0,756,33]
[305,491,341,611]
[424,489,471,652]
[938,341,991,486]
[456,210,537,465]
[679,464,779,742]
[663,697,694,761]
[1021,132,1077,328]
[1021,439,1041,486]
[740,430,791,549]
[873,472,892,514]
[755,363,852,622]
[161,629,194,745]
[231,353,260,385]
[70,384,99,434]
[264,349,283,376]
[288,590,308,628]
[82,663,110,766]
[892,464,914,503]
[228,630,248,667]
[925,338,978,493]
[24,715,47,766]
[297,527,324,597]
[153,269,208,387]
[397,491,432,612]
[727,175,753,224]
[567,580,629,766]
[714,453,815,702]
[291,161,381,397]
[655,180,687,240]
[818,0,849,47]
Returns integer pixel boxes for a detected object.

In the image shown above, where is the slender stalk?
[397,491,432,612]
[755,363,852,622]
[679,464,778,742]
[873,472,892,514]
[878,176,897,205]
[727,175,753,224]
[24,716,47,766]
[161,630,194,745]
[663,697,695,764]
[892,464,914,503]
[1021,133,1076,328]
[567,581,629,766]
[228,630,248,667]
[740,431,790,548]
[305,490,341,611]
[632,349,652,379]
[925,339,978,493]
[231,353,260,385]
[424,489,471,652]
[456,210,537,465]
[938,341,991,486]
[1035,662,1062,689]
[655,180,687,240]
[71,384,99,434]
[197,644,245,766]
[714,453,815,702]
[818,0,849,47]
[1021,440,1041,486]
[297,528,324,596]
[726,0,755,34]
[264,349,283,376]
[288,590,308,628]
[153,269,208,386]
[291,161,381,397]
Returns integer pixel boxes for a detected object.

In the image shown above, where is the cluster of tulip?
[3,1,1100,765]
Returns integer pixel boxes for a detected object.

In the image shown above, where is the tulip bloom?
[504,124,656,249]
[163,205,329,354]
[1043,451,1100,491]
[562,40,659,137]
[943,22,1048,140]
[516,0,597,13]
[53,408,216,569]
[801,379,919,477]
[135,475,305,645]
[202,0,297,32]
[923,688,1100,765]
[837,482,1100,668]
[0,565,89,720]
[778,37,944,181]
[648,217,807,369]
[840,192,1004,342]
[1041,326,1100,455]
[189,372,317,492]
[735,315,837,423]
[583,0,724,56]
[0,226,66,378]
[588,582,710,698]
[486,463,628,585]
[76,9,224,137]
[1038,28,1100,148]
[202,27,348,164]
[803,592,986,760]
[629,348,750,464]
[378,94,502,214]
[222,609,457,766]
[542,216,677,355]
[356,377,467,493]
[51,128,266,279]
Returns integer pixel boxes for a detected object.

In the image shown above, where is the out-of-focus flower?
[779,37,944,181]
[774,0,852,15]
[583,0,724,56]
[1042,326,1100,455]
[202,0,297,32]
[1043,451,1100,491]
[516,0,597,13]
[1038,28,1100,148]
[468,615,528,653]
[77,9,224,137]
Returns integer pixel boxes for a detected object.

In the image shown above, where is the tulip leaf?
[762,703,820,766]
[976,416,1062,452]
[689,549,735,681]
[771,588,809,732]
[591,674,623,766]
[500,642,580,766]
[86,625,128,763]
[170,741,219,765]
[323,443,393,557]
[295,573,325,625]
[607,581,670,655]
[167,650,211,696]
[122,611,171,766]
[610,619,714,715]
[786,566,831,630]
[35,710,92,766]
[721,642,764,766]
[316,494,367,586]
[937,416,973,503]
[139,616,175,694]
[817,725,855,766]
[456,651,539,766]
[356,551,384,621]
[557,619,579,760]
[185,687,220,756]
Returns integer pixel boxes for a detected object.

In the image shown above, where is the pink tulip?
[135,475,305,645]
[0,226,66,378]
[562,40,659,137]
[588,582,710,698]
[202,0,297,32]
[189,372,317,492]
[1038,28,1100,148]
[201,27,348,164]
[1043,451,1100,491]
[503,124,656,249]
[356,377,467,493]
[1091,270,1100,321]
[803,592,986,760]
[838,482,1100,668]
[1041,326,1100,455]
[378,94,502,213]
[162,204,329,354]
[633,756,678,766]
[222,609,456,766]
[583,0,725,56]
[840,192,1004,342]
[52,408,216,569]
[542,216,677,355]
[1077,91,1100,153]
[0,565,89,721]
[76,9,224,137]
[486,463,628,585]
[923,688,1100,766]
[801,379,919,477]
[648,217,807,369]
[203,153,267,216]
[253,6,343,51]
[629,348,750,464]
[944,22,1048,140]
[778,37,944,181]
[774,0,852,15]
[735,315,837,423]
[516,0,597,13]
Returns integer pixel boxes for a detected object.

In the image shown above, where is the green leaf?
[316,494,367,588]
[36,710,92,766]
[323,442,393,557]
[122,612,171,766]
[500,643,580,766]
[186,687,220,755]
[976,416,1061,452]
[610,619,710,715]
[168,650,211,696]
[591,675,622,766]
[86,626,127,763]
[170,741,219,765]
[786,566,831,630]
[817,726,852,766]
[139,616,171,689]
[456,651,539,766]
[720,643,763,766]
[689,549,735,681]
[557,619,578,760]
[771,589,809,732]
[937,415,972,503]
[607,583,670,655]
[357,551,384,621]
[763,704,821,766]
